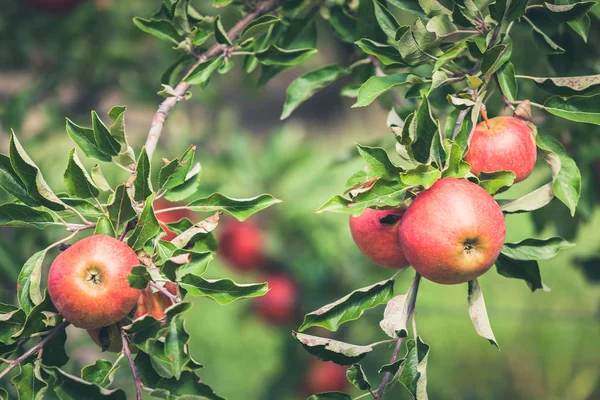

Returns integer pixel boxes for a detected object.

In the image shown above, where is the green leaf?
[543,94,600,125]
[187,193,281,221]
[353,74,423,108]
[481,44,509,81]
[173,0,191,35]
[442,142,470,179]
[0,154,38,206]
[567,14,590,42]
[316,180,408,216]
[355,39,405,66]
[373,0,401,40]
[411,97,441,164]
[526,18,565,54]
[152,371,224,400]
[163,163,202,202]
[42,365,127,399]
[158,146,196,191]
[0,303,26,345]
[495,253,545,292]
[213,15,232,45]
[356,145,402,180]
[127,266,151,290]
[476,171,516,194]
[107,184,136,231]
[64,149,100,199]
[81,360,119,388]
[66,119,111,162]
[0,204,56,229]
[108,105,128,146]
[255,45,317,66]
[387,0,428,17]
[133,17,181,44]
[129,195,162,250]
[517,74,600,95]
[401,165,441,188]
[9,133,65,211]
[397,19,441,66]
[328,5,358,43]
[18,250,46,315]
[164,316,190,379]
[467,279,499,348]
[281,65,349,120]
[133,147,153,202]
[379,293,410,338]
[398,336,430,400]
[240,15,281,41]
[498,183,555,213]
[496,62,518,102]
[41,328,69,367]
[179,276,267,305]
[91,111,121,157]
[426,14,458,37]
[299,278,394,332]
[293,332,373,365]
[213,0,232,7]
[307,394,352,400]
[433,42,467,72]
[12,363,47,399]
[163,252,213,282]
[91,165,112,192]
[542,1,596,22]
[502,237,574,260]
[346,363,371,391]
[184,56,224,85]
[536,134,581,215]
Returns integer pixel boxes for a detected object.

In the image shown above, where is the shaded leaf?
[255,45,317,66]
[64,149,100,199]
[133,17,181,44]
[81,360,119,388]
[398,337,430,400]
[188,193,281,221]
[498,183,554,213]
[346,363,371,390]
[293,332,373,365]
[495,253,545,292]
[467,279,499,348]
[502,237,574,260]
[353,74,422,108]
[0,204,56,229]
[129,195,162,250]
[180,276,267,305]
[133,147,153,202]
[543,94,600,126]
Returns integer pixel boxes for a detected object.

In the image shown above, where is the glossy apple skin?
[349,208,408,269]
[219,219,264,271]
[87,324,122,353]
[305,360,348,394]
[133,282,179,320]
[29,0,83,12]
[154,199,194,241]
[465,116,536,183]
[48,235,141,329]
[399,178,506,285]
[256,275,296,325]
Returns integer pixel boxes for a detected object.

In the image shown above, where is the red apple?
[154,198,194,241]
[399,178,506,285]
[29,0,83,12]
[48,235,141,329]
[218,219,264,271]
[256,275,296,325]
[87,324,122,353]
[349,208,409,269]
[133,282,179,321]
[465,116,536,183]
[305,360,348,394]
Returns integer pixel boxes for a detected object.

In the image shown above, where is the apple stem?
[118,322,144,400]
[374,273,421,400]
[0,320,70,381]
[480,105,491,129]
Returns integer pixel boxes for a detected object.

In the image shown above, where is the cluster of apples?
[350,116,536,284]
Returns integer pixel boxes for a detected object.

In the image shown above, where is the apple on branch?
[48,234,141,329]
[399,178,506,285]
[349,208,409,269]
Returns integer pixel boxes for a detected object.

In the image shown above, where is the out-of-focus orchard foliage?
[0,1,599,399]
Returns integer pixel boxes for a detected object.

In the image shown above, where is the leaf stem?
[0,320,69,381]
[149,282,181,304]
[144,0,283,161]
[118,322,143,400]
[374,273,421,400]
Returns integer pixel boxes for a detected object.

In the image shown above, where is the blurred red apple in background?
[256,274,297,325]
[154,198,194,241]
[48,235,141,329]
[304,360,348,394]
[349,208,409,269]
[219,218,264,271]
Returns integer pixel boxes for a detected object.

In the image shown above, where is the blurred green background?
[0,1,599,399]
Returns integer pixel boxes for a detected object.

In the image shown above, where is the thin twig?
[119,322,143,400]
[150,282,181,304]
[144,0,282,161]
[0,320,70,380]
[375,273,422,400]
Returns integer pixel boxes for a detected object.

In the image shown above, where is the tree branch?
[119,322,143,400]
[144,0,282,161]
[375,273,422,400]
[150,282,181,304]
[0,320,70,381]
